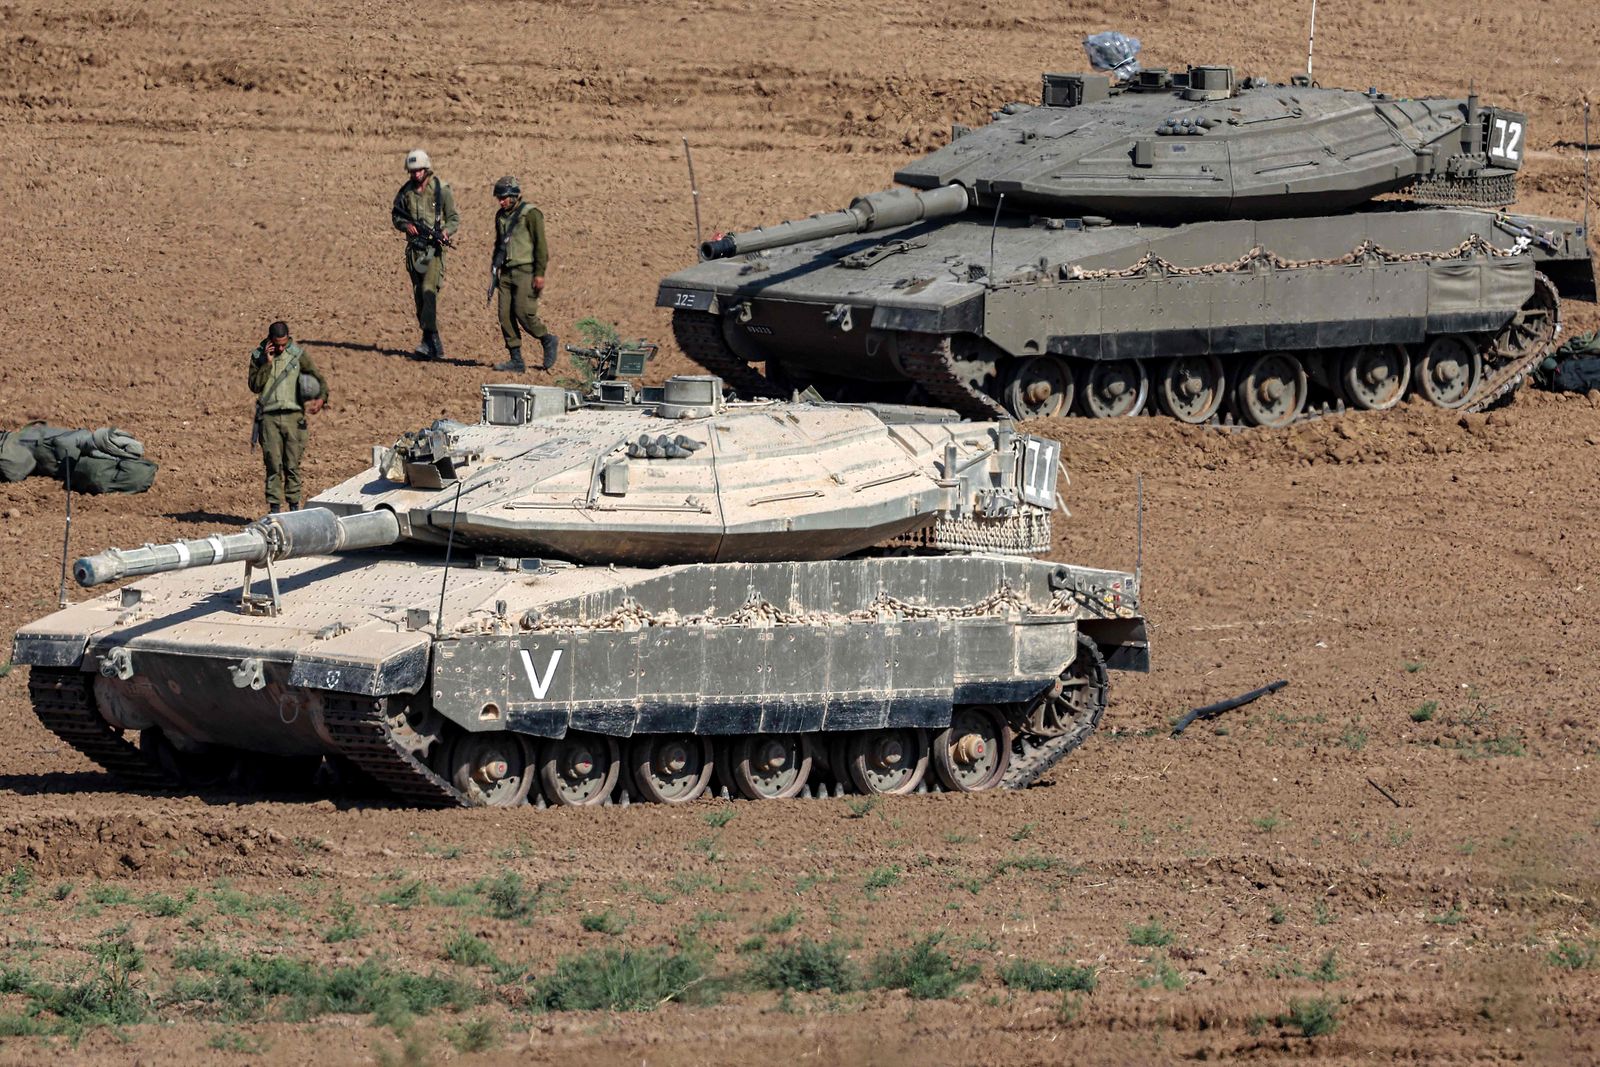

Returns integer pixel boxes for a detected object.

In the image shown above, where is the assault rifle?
[408,219,455,252]
[485,240,508,305]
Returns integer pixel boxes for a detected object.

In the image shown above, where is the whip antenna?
[1585,99,1592,240]
[683,137,704,254]
[987,192,1006,288]
[1305,0,1318,79]
[435,480,464,638]
[1135,473,1144,592]
[56,461,74,608]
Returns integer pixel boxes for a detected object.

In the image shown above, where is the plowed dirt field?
[1,1,1598,1063]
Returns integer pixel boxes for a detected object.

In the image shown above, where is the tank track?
[321,695,465,808]
[671,310,788,401]
[895,332,1009,419]
[27,668,175,789]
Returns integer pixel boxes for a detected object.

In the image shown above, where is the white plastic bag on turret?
[1083,31,1141,81]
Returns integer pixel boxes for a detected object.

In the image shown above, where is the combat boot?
[427,331,444,360]
[412,334,433,360]
[494,347,527,373]
[540,333,560,371]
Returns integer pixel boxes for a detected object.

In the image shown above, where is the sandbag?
[1554,357,1600,393]
[69,456,158,495]
[0,431,36,482]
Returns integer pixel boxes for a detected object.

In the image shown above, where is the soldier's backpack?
[0,430,36,482]
[69,456,158,494]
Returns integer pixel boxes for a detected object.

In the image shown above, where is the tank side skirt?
[321,694,465,808]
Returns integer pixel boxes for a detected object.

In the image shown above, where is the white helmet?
[404,148,432,172]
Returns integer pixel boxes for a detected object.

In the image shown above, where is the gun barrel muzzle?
[700,184,969,260]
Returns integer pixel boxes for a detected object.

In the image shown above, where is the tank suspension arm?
[73,507,401,587]
[699,184,969,260]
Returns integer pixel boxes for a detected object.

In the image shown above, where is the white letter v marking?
[519,648,564,700]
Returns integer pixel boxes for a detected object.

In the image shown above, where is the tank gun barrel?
[700,184,968,260]
[74,507,401,588]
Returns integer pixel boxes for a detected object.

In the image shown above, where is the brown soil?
[2,1,1600,1062]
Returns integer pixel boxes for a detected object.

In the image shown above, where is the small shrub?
[1251,812,1281,834]
[749,938,856,993]
[845,797,877,819]
[1269,905,1287,926]
[1548,939,1599,970]
[323,896,364,943]
[4,864,32,899]
[1279,994,1341,1038]
[864,866,901,894]
[702,809,736,829]
[997,958,1096,993]
[442,929,499,968]
[761,908,801,934]
[580,910,626,936]
[378,879,425,910]
[531,947,708,1012]
[869,934,979,1000]
[1138,956,1184,991]
[445,1016,498,1053]
[1339,724,1368,751]
[1309,949,1340,984]
[1010,822,1036,842]
[1410,701,1438,723]
[1429,909,1465,926]
[1128,919,1174,948]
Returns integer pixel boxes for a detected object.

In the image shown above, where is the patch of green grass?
[749,938,856,993]
[171,945,478,1026]
[844,797,878,819]
[1548,939,1598,970]
[1410,700,1438,723]
[702,808,736,829]
[87,883,133,907]
[208,1028,268,1053]
[530,947,710,1012]
[869,934,978,1000]
[1269,904,1288,926]
[1404,661,1427,673]
[1128,919,1174,948]
[997,958,1096,993]
[667,872,713,897]
[943,832,971,844]
[445,1016,498,1053]
[864,866,901,895]
[580,910,627,936]
[1251,812,1282,834]
[1278,994,1341,1038]
[1137,955,1184,991]
[4,864,32,899]
[1308,949,1340,983]
[0,662,11,679]
[419,840,463,860]
[26,929,150,1033]
[1429,909,1466,926]
[442,929,501,968]
[378,879,425,910]
[323,895,365,943]
[49,882,74,902]
[140,889,196,918]
[1313,901,1336,926]
[1010,822,1036,842]
[1339,723,1368,751]
[481,871,569,921]
[210,881,298,918]
[761,907,801,934]
[993,854,1063,875]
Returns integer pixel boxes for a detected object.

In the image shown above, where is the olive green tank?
[12,369,1147,808]
[659,64,1595,425]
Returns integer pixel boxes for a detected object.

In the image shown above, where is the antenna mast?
[683,137,704,254]
[1306,0,1318,80]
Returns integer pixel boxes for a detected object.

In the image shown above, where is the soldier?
[489,175,558,372]
[248,321,327,514]
[391,148,460,360]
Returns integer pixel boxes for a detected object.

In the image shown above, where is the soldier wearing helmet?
[391,148,460,361]
[248,320,327,514]
[489,175,557,372]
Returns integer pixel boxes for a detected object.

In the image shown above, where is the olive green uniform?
[494,199,550,350]
[391,175,460,334]
[248,341,328,511]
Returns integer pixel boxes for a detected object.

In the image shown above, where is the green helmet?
[493,175,521,199]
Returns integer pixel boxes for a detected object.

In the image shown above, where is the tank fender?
[10,632,90,669]
[290,630,431,697]
[1080,617,1150,673]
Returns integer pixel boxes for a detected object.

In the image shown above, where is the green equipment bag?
[0,430,37,482]
[70,456,158,494]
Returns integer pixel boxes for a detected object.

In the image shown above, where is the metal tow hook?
[100,647,134,681]
[825,304,855,332]
[230,657,267,691]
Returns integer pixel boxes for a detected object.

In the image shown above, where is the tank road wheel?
[139,729,239,790]
[1077,359,1149,418]
[932,706,1012,793]
[629,735,714,804]
[1154,355,1226,424]
[538,732,620,807]
[1026,634,1110,740]
[1002,356,1075,419]
[1340,345,1411,411]
[845,728,929,796]
[447,732,534,807]
[1233,352,1308,428]
[1490,271,1560,363]
[731,734,813,801]
[1411,335,1482,409]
